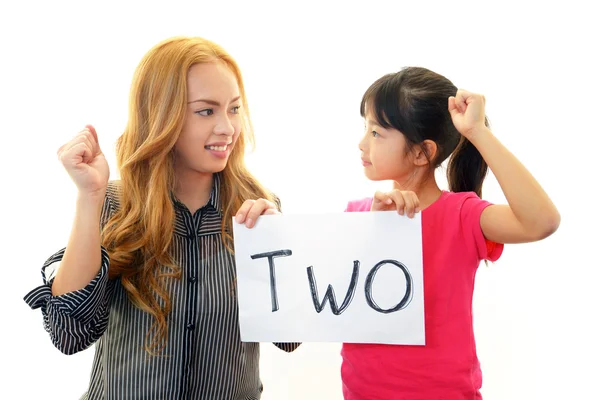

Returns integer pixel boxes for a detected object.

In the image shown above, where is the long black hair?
[360,67,489,197]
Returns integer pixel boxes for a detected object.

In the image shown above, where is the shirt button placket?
[183,213,198,391]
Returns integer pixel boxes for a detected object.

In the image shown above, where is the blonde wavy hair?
[101,36,275,354]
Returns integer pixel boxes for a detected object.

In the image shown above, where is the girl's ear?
[411,140,437,166]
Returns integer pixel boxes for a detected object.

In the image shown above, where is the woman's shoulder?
[106,180,122,210]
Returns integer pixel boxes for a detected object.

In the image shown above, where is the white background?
[1,1,598,399]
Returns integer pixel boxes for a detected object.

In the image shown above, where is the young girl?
[342,67,560,399]
[23,36,297,400]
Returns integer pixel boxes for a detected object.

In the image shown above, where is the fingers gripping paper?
[232,212,425,345]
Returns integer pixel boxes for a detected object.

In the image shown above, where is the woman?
[24,36,299,400]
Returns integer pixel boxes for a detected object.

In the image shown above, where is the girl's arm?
[449,91,560,244]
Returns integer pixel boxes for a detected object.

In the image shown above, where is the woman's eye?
[231,105,241,114]
[196,109,213,116]
[372,130,380,137]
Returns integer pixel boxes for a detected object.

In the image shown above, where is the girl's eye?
[372,130,380,137]
[231,105,241,114]
[196,109,213,116]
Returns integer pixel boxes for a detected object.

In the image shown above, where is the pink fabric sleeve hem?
[474,201,504,261]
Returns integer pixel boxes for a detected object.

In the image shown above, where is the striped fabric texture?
[24,174,300,399]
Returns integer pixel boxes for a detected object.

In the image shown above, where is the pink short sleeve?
[344,198,373,213]
[460,193,504,262]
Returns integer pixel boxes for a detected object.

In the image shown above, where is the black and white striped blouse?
[24,174,300,399]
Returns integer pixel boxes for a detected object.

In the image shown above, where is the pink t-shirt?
[341,191,503,400]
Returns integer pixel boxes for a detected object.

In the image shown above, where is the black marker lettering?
[250,250,292,312]
[365,260,413,314]
[307,260,360,315]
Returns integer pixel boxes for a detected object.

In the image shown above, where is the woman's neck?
[174,168,214,214]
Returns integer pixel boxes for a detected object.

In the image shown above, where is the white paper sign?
[232,211,424,345]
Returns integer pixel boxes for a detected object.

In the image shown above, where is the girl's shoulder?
[429,190,487,213]
[344,197,373,212]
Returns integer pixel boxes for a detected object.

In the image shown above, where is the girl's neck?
[393,173,442,210]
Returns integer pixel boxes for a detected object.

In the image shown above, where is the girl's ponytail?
[446,119,489,197]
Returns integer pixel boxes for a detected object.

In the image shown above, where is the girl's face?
[358,108,414,183]
[174,62,242,177]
